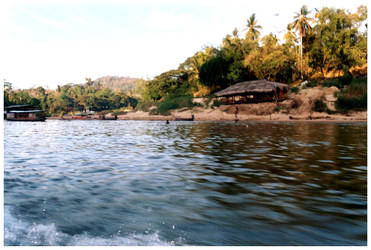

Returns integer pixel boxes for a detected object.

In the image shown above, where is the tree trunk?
[300,36,303,79]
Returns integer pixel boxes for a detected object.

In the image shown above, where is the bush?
[157,95,195,115]
[112,110,127,116]
[204,95,216,108]
[211,99,222,108]
[322,79,342,88]
[339,72,353,86]
[312,100,328,113]
[136,101,156,112]
[290,87,299,94]
[274,106,281,112]
[304,80,319,88]
[335,77,367,112]
[274,105,288,113]
[335,94,367,113]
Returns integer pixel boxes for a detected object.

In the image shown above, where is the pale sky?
[0,0,367,89]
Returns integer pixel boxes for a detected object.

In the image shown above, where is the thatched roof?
[214,80,289,97]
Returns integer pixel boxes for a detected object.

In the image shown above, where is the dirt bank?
[115,87,366,122]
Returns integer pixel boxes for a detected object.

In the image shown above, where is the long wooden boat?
[6,110,46,121]
[174,115,194,121]
[60,114,117,120]
[5,105,46,121]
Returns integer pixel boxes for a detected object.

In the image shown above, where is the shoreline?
[47,110,367,122]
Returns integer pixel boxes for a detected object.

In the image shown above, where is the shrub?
[204,95,216,108]
[322,79,342,88]
[312,99,328,113]
[274,105,288,113]
[335,94,367,113]
[112,110,127,116]
[290,87,299,94]
[339,72,353,86]
[274,106,281,112]
[335,77,367,112]
[304,80,319,88]
[157,95,195,115]
[149,109,160,115]
[211,99,222,108]
[136,101,156,112]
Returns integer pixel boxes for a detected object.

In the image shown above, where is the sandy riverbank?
[48,86,367,122]
[115,107,366,122]
[117,86,366,122]
[47,108,366,122]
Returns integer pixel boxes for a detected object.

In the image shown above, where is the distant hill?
[93,76,139,93]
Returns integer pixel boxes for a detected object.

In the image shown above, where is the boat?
[5,105,46,121]
[174,115,194,121]
[60,113,117,120]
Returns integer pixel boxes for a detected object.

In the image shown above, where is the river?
[4,120,367,246]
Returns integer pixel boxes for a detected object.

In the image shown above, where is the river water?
[4,120,367,246]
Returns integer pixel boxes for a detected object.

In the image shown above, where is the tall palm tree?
[245,13,262,40]
[292,5,313,79]
[284,23,297,46]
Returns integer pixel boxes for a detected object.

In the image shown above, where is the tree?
[244,33,295,82]
[245,13,262,40]
[145,69,189,101]
[293,5,313,79]
[199,53,231,90]
[308,6,367,77]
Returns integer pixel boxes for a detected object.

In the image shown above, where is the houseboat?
[5,105,46,121]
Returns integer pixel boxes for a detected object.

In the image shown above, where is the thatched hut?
[214,80,289,104]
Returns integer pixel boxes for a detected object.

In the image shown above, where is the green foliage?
[4,78,139,116]
[211,99,222,108]
[305,80,319,88]
[144,69,189,102]
[308,7,367,76]
[322,79,342,88]
[312,99,328,112]
[4,5,368,116]
[135,102,153,112]
[274,106,282,112]
[141,5,367,100]
[244,34,295,82]
[246,13,262,40]
[199,54,232,89]
[335,77,367,112]
[336,94,367,112]
[339,72,353,86]
[274,105,288,113]
[156,95,195,115]
[290,87,299,93]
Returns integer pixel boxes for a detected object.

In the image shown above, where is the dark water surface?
[4,120,367,246]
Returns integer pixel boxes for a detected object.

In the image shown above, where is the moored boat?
[174,114,194,121]
[5,105,46,121]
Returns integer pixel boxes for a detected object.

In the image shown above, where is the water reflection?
[4,121,367,246]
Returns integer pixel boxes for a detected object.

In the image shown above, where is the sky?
[0,0,368,90]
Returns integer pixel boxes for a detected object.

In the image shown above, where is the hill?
[93,76,138,93]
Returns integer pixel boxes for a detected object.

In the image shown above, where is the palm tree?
[284,23,297,47]
[292,5,313,79]
[245,13,262,40]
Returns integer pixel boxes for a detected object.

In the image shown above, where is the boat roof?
[5,104,34,109]
[9,110,44,113]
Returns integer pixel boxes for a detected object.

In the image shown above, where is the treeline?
[4,78,138,116]
[4,5,367,115]
[142,5,367,102]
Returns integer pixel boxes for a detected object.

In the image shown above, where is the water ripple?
[4,120,367,246]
